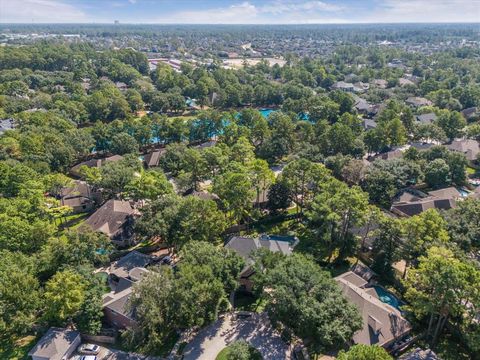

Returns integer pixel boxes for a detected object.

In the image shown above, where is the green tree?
[281,159,329,213]
[250,159,275,206]
[337,344,392,360]
[214,169,253,223]
[126,169,173,201]
[444,198,480,252]
[110,132,139,155]
[402,209,450,278]
[371,216,403,282]
[424,158,450,188]
[261,253,362,352]
[0,250,40,335]
[44,269,86,324]
[307,179,369,262]
[436,110,466,141]
[135,195,227,249]
[179,241,244,293]
[403,247,479,346]
[266,182,292,214]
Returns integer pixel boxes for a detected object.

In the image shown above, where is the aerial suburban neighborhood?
[0,1,479,360]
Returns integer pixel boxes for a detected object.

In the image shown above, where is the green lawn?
[466,166,477,175]
[59,212,90,231]
[0,335,37,360]
[216,343,262,360]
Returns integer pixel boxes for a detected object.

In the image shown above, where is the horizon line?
[1,21,479,26]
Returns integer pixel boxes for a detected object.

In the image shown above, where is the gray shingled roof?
[28,327,80,360]
[84,199,134,238]
[143,149,165,167]
[335,273,411,347]
[109,251,152,279]
[225,236,292,261]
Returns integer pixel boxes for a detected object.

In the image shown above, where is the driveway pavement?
[182,313,291,360]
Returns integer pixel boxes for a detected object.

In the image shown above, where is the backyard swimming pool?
[374,285,404,310]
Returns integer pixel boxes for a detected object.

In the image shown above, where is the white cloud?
[362,0,480,23]
[152,0,347,24]
[154,1,260,24]
[0,0,88,23]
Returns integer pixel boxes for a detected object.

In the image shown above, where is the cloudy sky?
[0,0,479,24]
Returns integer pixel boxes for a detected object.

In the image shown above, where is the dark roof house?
[406,97,432,108]
[391,186,461,217]
[335,272,411,348]
[84,199,136,245]
[109,251,153,280]
[143,149,165,168]
[416,113,437,124]
[447,139,480,162]
[60,180,101,214]
[28,327,81,360]
[70,154,124,177]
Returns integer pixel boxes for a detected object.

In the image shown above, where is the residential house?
[103,287,136,329]
[391,187,461,217]
[461,107,478,120]
[28,327,81,360]
[143,149,165,168]
[399,78,415,87]
[60,180,101,214]
[188,189,220,202]
[108,250,153,284]
[115,81,128,91]
[352,95,373,116]
[103,251,154,329]
[0,118,14,134]
[332,81,355,93]
[447,139,480,162]
[84,199,136,246]
[370,149,403,161]
[406,97,432,108]
[335,271,411,348]
[354,82,370,92]
[416,113,437,125]
[70,154,124,177]
[362,118,378,131]
[225,234,296,292]
[372,79,388,89]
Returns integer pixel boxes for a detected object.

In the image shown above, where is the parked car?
[78,343,100,354]
[79,356,97,360]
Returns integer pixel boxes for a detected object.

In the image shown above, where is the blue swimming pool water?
[259,109,275,118]
[374,286,403,310]
[457,188,469,197]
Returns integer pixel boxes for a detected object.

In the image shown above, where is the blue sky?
[1,0,479,24]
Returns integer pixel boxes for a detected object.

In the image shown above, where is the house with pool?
[335,271,411,350]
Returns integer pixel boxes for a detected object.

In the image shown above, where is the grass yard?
[466,166,477,175]
[0,335,37,360]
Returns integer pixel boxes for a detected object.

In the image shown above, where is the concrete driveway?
[182,313,291,360]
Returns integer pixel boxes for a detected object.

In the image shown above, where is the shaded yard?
[0,335,37,360]
[234,292,267,313]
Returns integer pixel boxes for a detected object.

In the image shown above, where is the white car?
[78,356,97,360]
[78,343,100,354]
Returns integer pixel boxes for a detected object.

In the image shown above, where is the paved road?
[182,313,291,360]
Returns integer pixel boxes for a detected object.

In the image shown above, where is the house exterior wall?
[104,308,136,329]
